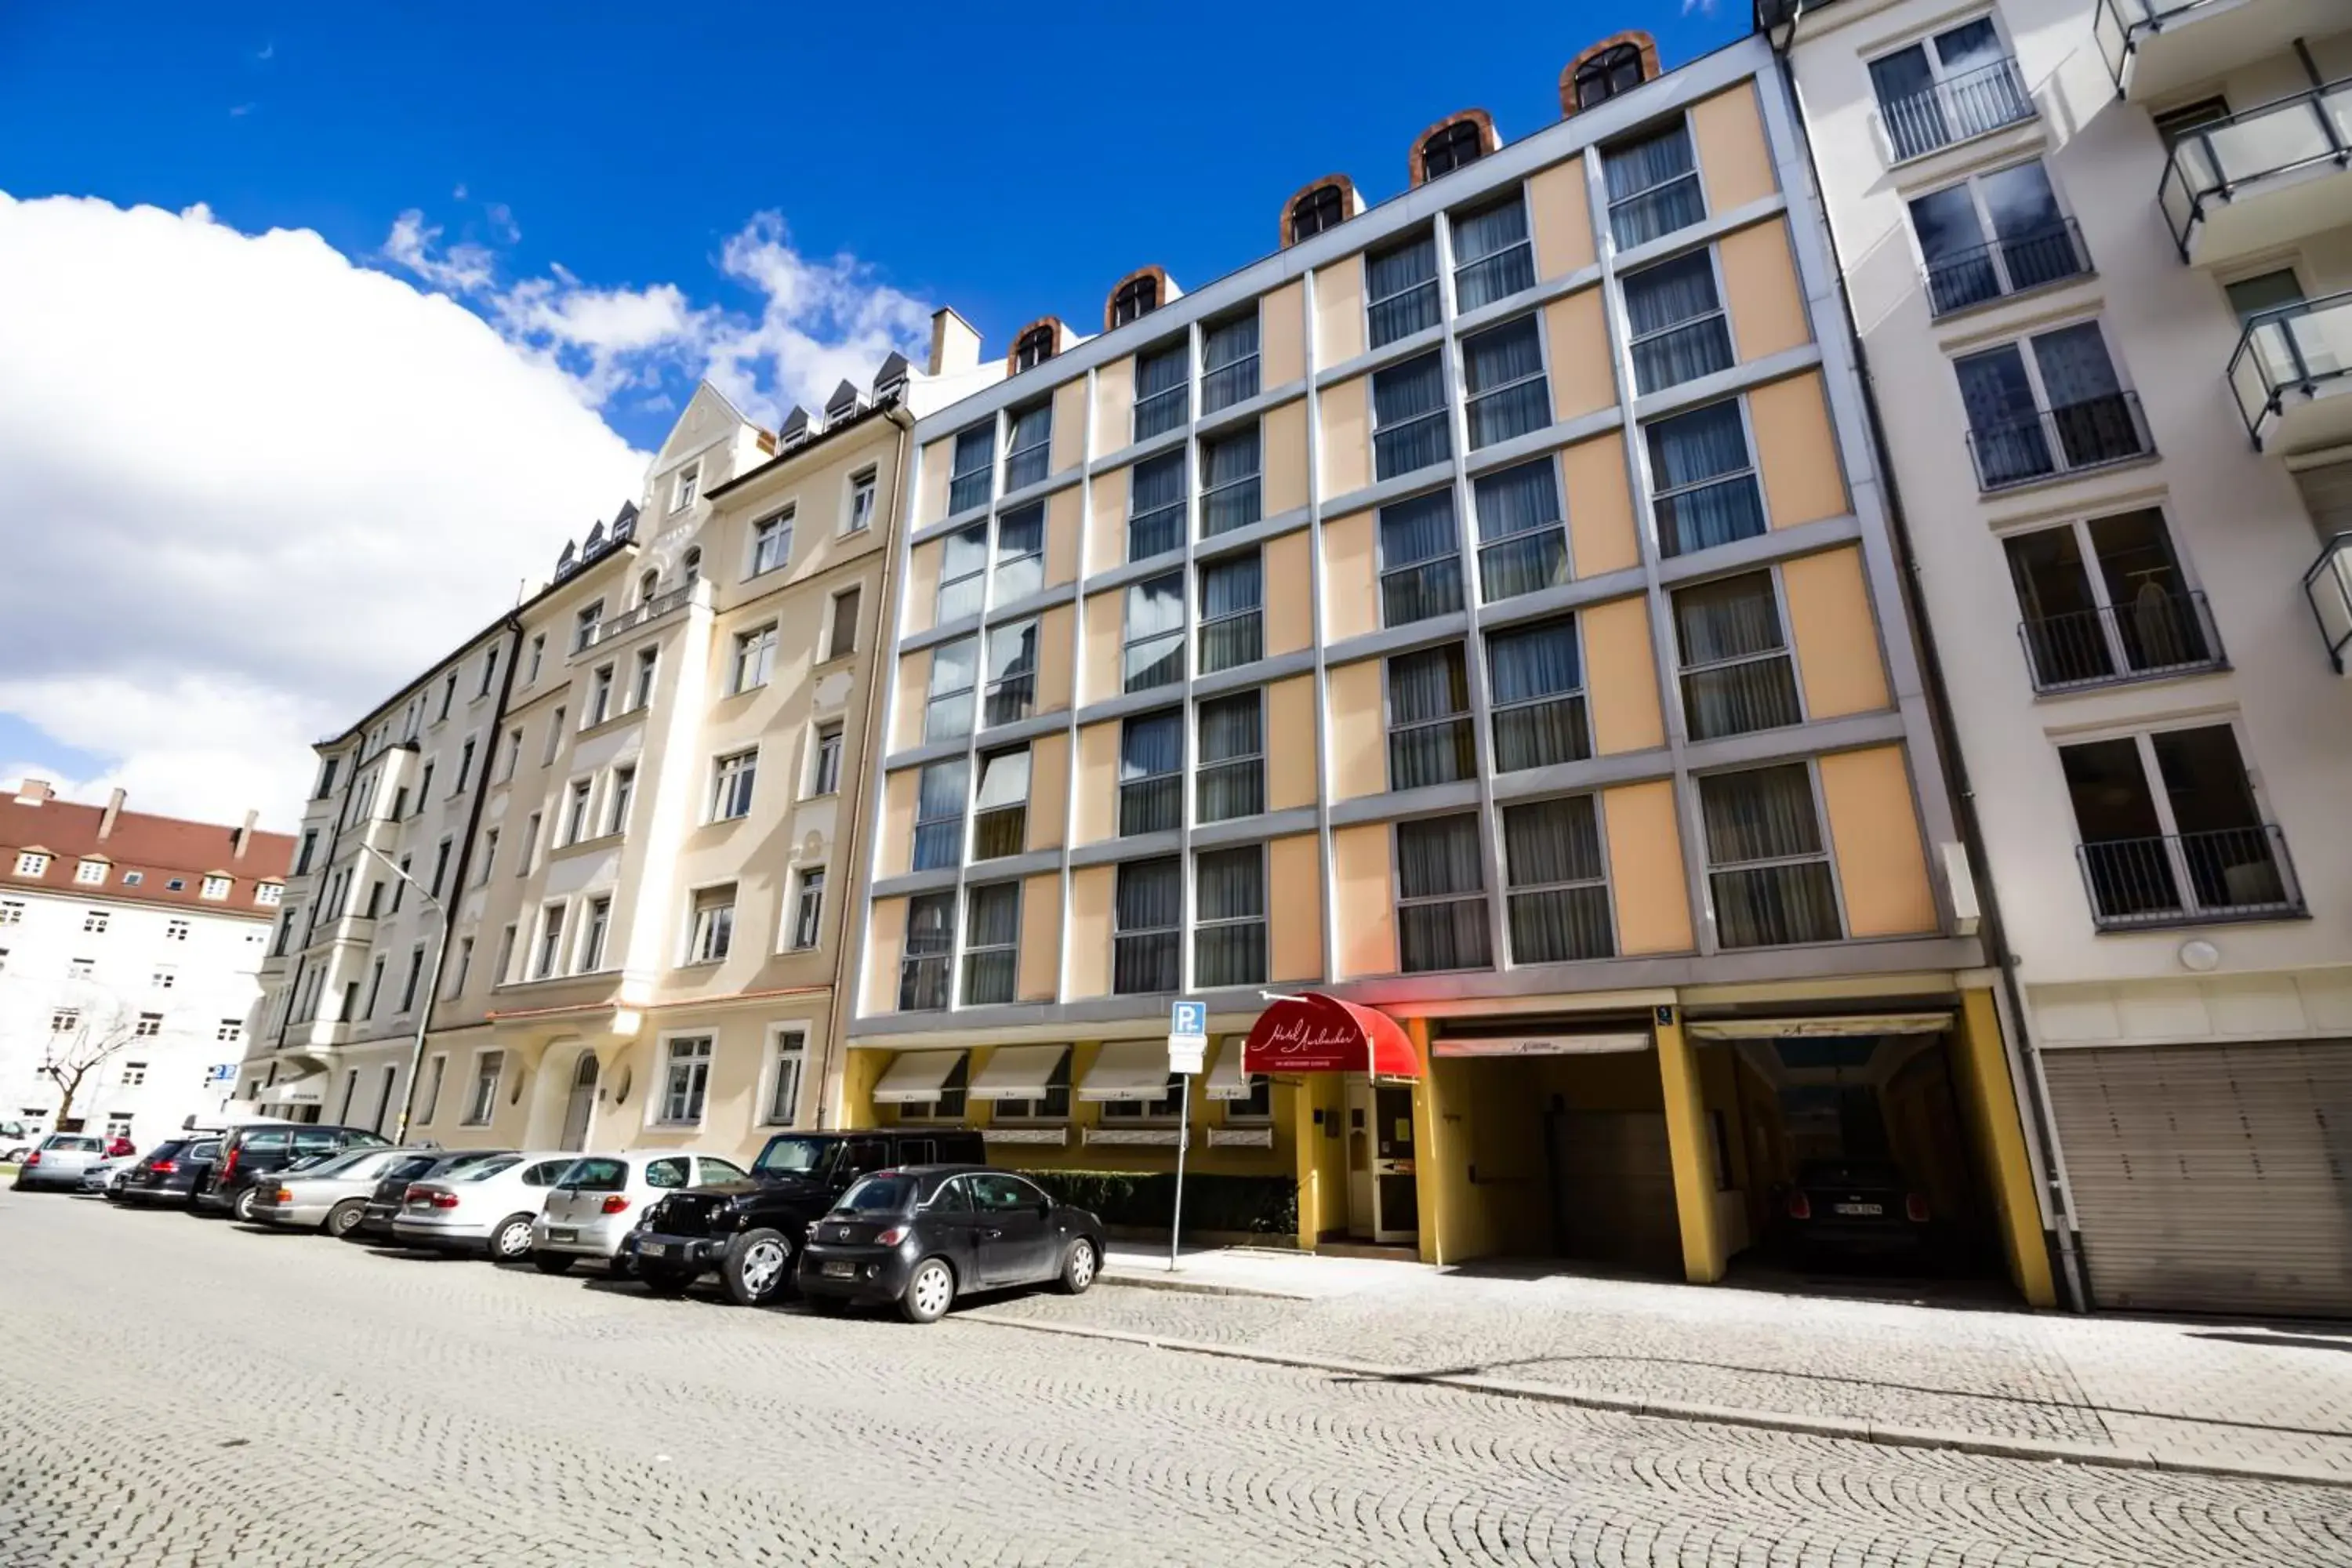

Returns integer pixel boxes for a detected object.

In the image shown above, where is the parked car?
[531,1152,749,1276]
[10,1134,111,1192]
[196,1123,391,1221]
[116,1139,217,1207]
[621,1129,984,1305]
[78,1156,134,1196]
[1779,1160,1936,1263]
[246,1146,429,1236]
[349,1149,514,1241]
[797,1167,1105,1324]
[2,1117,49,1161]
[392,1152,583,1261]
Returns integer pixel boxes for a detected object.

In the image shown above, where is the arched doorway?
[560,1051,599,1152]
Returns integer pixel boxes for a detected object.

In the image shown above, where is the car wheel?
[898,1257,956,1325]
[638,1263,696,1297]
[231,1187,260,1224]
[486,1214,535,1262]
[530,1251,576,1276]
[324,1200,366,1239]
[1055,1237,1100,1296]
[721,1229,793,1307]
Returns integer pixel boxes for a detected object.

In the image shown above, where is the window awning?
[968,1044,1067,1102]
[1205,1040,1253,1101]
[1241,993,1421,1078]
[1079,1040,1175,1102]
[1686,1013,1952,1040]
[871,1050,965,1105]
[256,1074,327,1106]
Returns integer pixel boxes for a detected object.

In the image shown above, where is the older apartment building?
[848,31,2056,1303]
[1767,0,2352,1312]
[242,358,981,1159]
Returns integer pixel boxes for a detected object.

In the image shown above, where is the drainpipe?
[1762,18,2089,1311]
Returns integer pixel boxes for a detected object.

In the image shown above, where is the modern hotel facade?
[848,32,2056,1304]
[1766,0,2352,1312]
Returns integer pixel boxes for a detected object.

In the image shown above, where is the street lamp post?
[356,841,449,1145]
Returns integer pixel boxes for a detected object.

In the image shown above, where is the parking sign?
[1170,1000,1206,1037]
[1167,1000,1207,1075]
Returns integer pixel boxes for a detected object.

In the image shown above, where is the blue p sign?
[1170,1000,1207,1036]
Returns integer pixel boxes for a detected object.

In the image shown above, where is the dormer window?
[1574,43,1646,110]
[1290,183,1346,241]
[1014,325,1056,373]
[825,380,861,426]
[1420,119,1486,181]
[1111,274,1159,327]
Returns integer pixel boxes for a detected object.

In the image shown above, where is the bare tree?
[42,994,141,1131]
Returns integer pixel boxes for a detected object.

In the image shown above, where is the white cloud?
[0,192,647,833]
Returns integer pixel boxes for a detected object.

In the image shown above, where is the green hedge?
[1015,1168,1297,1236]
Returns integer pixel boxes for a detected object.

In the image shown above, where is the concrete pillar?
[1951,987,2057,1308]
[1290,1075,1322,1252]
[1406,1018,1446,1266]
[1653,1007,1726,1284]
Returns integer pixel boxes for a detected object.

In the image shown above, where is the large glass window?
[710,750,757,821]
[1129,450,1187,561]
[1004,401,1052,492]
[1674,572,1802,739]
[1503,796,1613,964]
[660,1037,713,1124]
[912,759,969,872]
[1387,644,1475,789]
[937,522,988,623]
[1113,858,1181,994]
[971,746,1031,861]
[1379,490,1465,626]
[1134,340,1189,441]
[899,892,953,1011]
[1195,848,1267,989]
[1956,323,2145,490]
[1119,710,1183,836]
[2004,509,2213,691]
[1462,317,1551,449]
[1197,553,1264,674]
[961,883,1019,1006]
[1473,459,1569,603]
[1910,162,2085,318]
[1367,233,1441,347]
[924,635,978,742]
[948,423,993,515]
[1700,764,1842,948]
[2060,724,2292,927]
[1867,18,2030,163]
[1196,690,1265,824]
[730,623,777,694]
[1453,195,1535,313]
[1200,425,1262,537]
[1123,572,1186,691]
[1646,401,1766,557]
[1486,616,1589,771]
[993,503,1044,604]
[1603,121,1704,251]
[688,886,736,964]
[982,619,1038,728]
[750,509,793,576]
[1398,814,1491,972]
[1624,250,1734,395]
[1372,353,1451,481]
[1203,312,1261,412]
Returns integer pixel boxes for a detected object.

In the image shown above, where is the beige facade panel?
[1582,597,1666,755]
[1265,531,1313,657]
[1528,158,1596,280]
[1088,470,1127,573]
[1331,822,1397,979]
[1073,720,1119,845]
[1314,252,1367,367]
[1602,779,1694,955]
[1325,658,1387,801]
[1026,731,1069,853]
[1034,604,1076,716]
[1067,864,1115,999]
[1018,872,1061,1002]
[1751,372,1849,530]
[1563,436,1642,579]
[1319,376,1370,499]
[1819,746,1936,939]
[1080,589,1121,707]
[1092,356,1134,456]
[1322,508,1378,642]
[891,648,930,753]
[1781,546,1889,720]
[902,538,942,638]
[1720,218,1809,365]
[1262,280,1306,389]
[864,896,909,1015]
[1690,82,1777,216]
[917,436,953,528]
[1049,376,1089,474]
[880,768,919,877]
[1268,833,1323,983]
[1264,399,1309,517]
[1544,289,1617,424]
[1265,673,1318,812]
[1045,486,1083,589]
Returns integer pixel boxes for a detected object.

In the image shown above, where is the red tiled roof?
[0,789,295,920]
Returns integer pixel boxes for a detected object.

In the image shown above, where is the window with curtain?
[1130,450,1187,561]
[1196,689,1265,823]
[1473,459,1570,602]
[1134,340,1189,441]
[1955,343,2048,487]
[982,619,1038,728]
[1113,858,1181,994]
[1646,400,1765,557]
[1195,847,1268,988]
[1461,317,1550,449]
[924,635,978,742]
[1603,121,1704,251]
[1503,795,1613,964]
[899,891,953,1010]
[937,523,988,623]
[1123,572,1186,691]
[1700,764,1842,948]
[994,503,1044,604]
[1004,401,1052,491]
[1372,353,1452,480]
[1197,552,1264,674]
[1486,615,1590,771]
[948,423,994,514]
[1203,312,1261,413]
[1675,572,1803,739]
[1397,814,1491,972]
[1119,710,1183,836]
[1200,424,1263,537]
[960,883,1020,1005]
[1379,489,1465,626]
[1387,644,1475,789]
[1453,194,1535,313]
[2030,323,2140,475]
[1624,250,1734,394]
[1367,233,1441,347]
[971,746,1031,859]
[911,759,969,873]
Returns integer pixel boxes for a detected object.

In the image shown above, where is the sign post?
[1167,1000,1207,1272]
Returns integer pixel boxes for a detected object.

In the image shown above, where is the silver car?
[392,1152,584,1261]
[246,1146,426,1236]
[530,1152,748,1275]
[13,1134,108,1191]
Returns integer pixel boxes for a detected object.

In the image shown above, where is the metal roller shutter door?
[2042,1040,2352,1316]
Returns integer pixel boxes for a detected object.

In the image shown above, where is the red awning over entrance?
[1240,993,1421,1078]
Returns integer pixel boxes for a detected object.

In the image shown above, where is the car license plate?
[822,1260,855,1279]
[550,1227,578,1243]
[1833,1202,1882,1216]
[641,1241,667,1258]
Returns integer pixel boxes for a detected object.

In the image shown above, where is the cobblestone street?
[3,1194,2347,1567]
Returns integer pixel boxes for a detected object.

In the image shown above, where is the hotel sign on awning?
[1240,993,1421,1078]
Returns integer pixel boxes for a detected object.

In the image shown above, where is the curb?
[959,1312,2352,1492]
[1098,1269,1313,1301]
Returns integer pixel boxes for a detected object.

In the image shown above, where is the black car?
[622,1128,984,1305]
[197,1124,390,1221]
[797,1165,1105,1323]
[350,1149,513,1241]
[1780,1160,1936,1262]
[114,1138,218,1207]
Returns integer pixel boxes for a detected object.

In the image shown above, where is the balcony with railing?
[2307,532,2352,674]
[1965,392,2153,490]
[2228,291,2352,453]
[2096,0,2344,102]
[577,585,692,654]
[2077,825,2304,929]
[1875,57,2036,164]
[1923,221,2093,319]
[2017,591,2224,691]
[2158,76,2352,266]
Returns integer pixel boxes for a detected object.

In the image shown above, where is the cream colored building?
[1766,0,2352,1313]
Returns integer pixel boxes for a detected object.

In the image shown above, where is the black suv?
[196,1123,390,1221]
[622,1128,985,1305]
